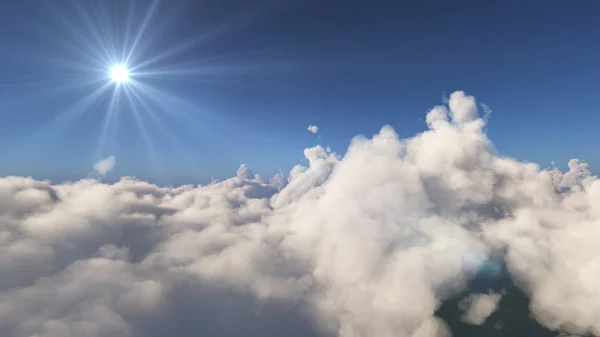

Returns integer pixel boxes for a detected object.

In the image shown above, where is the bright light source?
[110,65,130,83]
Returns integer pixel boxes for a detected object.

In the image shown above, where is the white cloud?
[307,125,318,134]
[236,163,251,179]
[448,91,478,124]
[93,155,116,177]
[459,292,502,325]
[1,91,599,337]
[269,170,287,190]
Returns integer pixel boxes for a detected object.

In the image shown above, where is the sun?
[110,65,130,83]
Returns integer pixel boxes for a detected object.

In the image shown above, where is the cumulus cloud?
[236,163,251,179]
[459,291,502,325]
[269,170,287,190]
[1,91,599,337]
[93,155,116,177]
[307,125,318,134]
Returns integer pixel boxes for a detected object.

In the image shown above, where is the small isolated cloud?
[459,292,503,325]
[307,124,318,134]
[93,155,116,177]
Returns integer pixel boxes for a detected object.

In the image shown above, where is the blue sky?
[0,0,599,184]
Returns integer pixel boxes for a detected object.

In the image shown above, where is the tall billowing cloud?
[307,125,319,134]
[0,91,599,337]
[93,155,116,177]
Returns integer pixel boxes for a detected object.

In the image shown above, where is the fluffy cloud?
[93,155,116,177]
[459,292,502,325]
[0,91,599,337]
[307,125,318,134]
[236,163,251,179]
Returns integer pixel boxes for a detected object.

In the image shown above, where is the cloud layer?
[1,91,599,337]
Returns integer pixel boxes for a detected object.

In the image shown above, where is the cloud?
[236,163,251,179]
[0,91,599,337]
[480,102,492,123]
[93,155,116,177]
[459,292,502,325]
[307,125,318,134]
[448,90,478,124]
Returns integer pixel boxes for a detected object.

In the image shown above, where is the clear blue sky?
[0,0,598,184]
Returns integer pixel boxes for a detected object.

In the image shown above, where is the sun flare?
[110,65,130,83]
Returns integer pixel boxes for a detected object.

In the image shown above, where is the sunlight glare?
[110,65,130,83]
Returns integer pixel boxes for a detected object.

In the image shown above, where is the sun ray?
[70,0,117,64]
[121,0,137,62]
[127,86,206,182]
[122,85,166,178]
[130,41,304,82]
[129,65,235,85]
[128,80,196,121]
[0,77,109,124]
[125,0,160,65]
[95,85,121,161]
[128,29,244,72]
[93,1,120,64]
[41,82,113,128]
[36,1,114,68]
[38,77,108,101]
[131,81,240,147]
[26,23,108,72]
[15,48,110,75]
[133,61,285,78]
[0,76,98,89]
[129,8,276,72]
[127,84,169,127]
[10,82,113,157]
